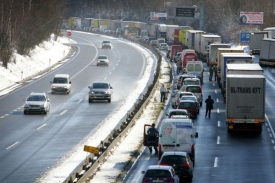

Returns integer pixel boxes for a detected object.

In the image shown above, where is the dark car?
[180,95,200,114]
[177,100,198,119]
[149,40,158,47]
[166,109,189,118]
[158,151,194,182]
[141,165,180,183]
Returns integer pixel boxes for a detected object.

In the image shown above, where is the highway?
[0,32,149,183]
[124,60,275,183]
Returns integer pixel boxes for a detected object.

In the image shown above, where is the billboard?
[150,12,167,22]
[239,11,264,25]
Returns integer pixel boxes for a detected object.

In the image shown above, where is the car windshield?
[53,77,68,83]
[93,83,109,89]
[27,95,46,101]
[98,56,107,59]
[169,111,188,117]
[103,41,110,44]
[186,86,201,93]
[179,93,193,98]
[181,96,196,101]
[161,155,187,165]
[184,80,199,85]
[145,170,172,178]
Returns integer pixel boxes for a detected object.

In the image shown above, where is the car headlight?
[24,104,29,107]
[105,91,110,94]
[89,91,95,94]
[52,86,56,89]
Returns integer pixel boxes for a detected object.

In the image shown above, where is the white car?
[97,55,109,66]
[159,43,169,50]
[23,92,50,115]
[102,41,111,49]
[50,74,71,94]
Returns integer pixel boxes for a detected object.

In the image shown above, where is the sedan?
[180,95,200,114]
[159,43,169,50]
[166,109,190,118]
[141,165,180,183]
[158,151,194,182]
[23,92,50,115]
[97,55,109,66]
[177,100,198,119]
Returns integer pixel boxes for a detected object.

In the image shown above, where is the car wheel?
[194,114,197,119]
[108,98,111,103]
[200,102,202,107]
[24,111,27,115]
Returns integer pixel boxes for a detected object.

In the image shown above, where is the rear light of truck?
[191,144,195,154]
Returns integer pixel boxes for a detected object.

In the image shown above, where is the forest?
[0,0,274,68]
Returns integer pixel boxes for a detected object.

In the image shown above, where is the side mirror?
[69,81,72,84]
[110,86,113,89]
[88,86,91,89]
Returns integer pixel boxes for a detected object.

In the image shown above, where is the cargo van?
[50,74,71,94]
[186,61,204,83]
[157,118,198,163]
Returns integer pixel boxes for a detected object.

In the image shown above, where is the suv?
[171,91,194,109]
[24,92,50,115]
[176,74,195,90]
[50,74,71,94]
[158,151,194,182]
[141,165,179,183]
[97,55,109,66]
[88,82,113,103]
[102,40,111,49]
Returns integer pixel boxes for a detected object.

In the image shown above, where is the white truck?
[207,43,231,66]
[186,30,206,50]
[166,25,179,42]
[226,72,265,133]
[249,32,269,55]
[259,38,275,66]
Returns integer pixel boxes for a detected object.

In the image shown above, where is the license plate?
[229,126,233,129]
[153,180,163,183]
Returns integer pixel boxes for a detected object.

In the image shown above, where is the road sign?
[240,32,250,43]
[175,7,195,17]
[84,145,99,154]
[67,31,72,36]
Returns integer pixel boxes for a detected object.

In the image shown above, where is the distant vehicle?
[183,85,203,106]
[102,40,111,49]
[177,100,198,118]
[157,38,166,47]
[158,151,194,182]
[171,91,194,109]
[88,81,113,103]
[149,40,158,47]
[50,74,72,94]
[141,165,180,183]
[24,92,50,115]
[97,55,110,66]
[159,43,169,50]
[180,77,201,92]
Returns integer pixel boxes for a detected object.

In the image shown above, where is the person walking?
[205,95,214,118]
[209,66,214,81]
[213,65,217,82]
[160,84,167,102]
[147,123,159,154]
[169,68,173,83]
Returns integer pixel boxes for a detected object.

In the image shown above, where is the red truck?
[169,45,182,62]
[181,49,198,72]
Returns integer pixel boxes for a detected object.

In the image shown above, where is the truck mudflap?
[227,122,263,132]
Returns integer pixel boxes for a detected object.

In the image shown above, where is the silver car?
[102,40,111,49]
[23,92,50,115]
[97,55,109,66]
[88,82,113,103]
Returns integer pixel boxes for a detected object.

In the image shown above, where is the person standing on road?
[160,84,167,102]
[147,123,159,154]
[205,95,214,118]
[209,66,213,81]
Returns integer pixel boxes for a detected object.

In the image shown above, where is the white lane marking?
[0,116,4,118]
[37,123,47,130]
[77,99,83,103]
[217,108,220,113]
[60,110,67,115]
[13,109,17,112]
[215,90,217,94]
[217,121,220,127]
[217,136,220,144]
[265,123,268,126]
[274,146,275,151]
[6,142,19,150]
[214,157,218,167]
[265,114,275,140]
[271,140,274,144]
[5,114,9,116]
[269,133,273,138]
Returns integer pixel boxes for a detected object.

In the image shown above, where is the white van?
[157,38,166,47]
[186,61,204,84]
[158,118,198,164]
[50,74,71,94]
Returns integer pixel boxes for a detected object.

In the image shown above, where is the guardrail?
[63,38,162,183]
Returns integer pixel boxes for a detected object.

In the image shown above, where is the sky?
[0,32,170,183]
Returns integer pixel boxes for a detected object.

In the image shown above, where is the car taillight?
[158,144,162,154]
[181,163,190,167]
[191,144,195,154]
[167,178,175,183]
[142,178,150,182]
[160,163,169,166]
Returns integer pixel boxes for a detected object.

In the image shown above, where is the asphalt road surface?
[0,32,150,183]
